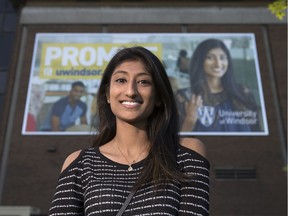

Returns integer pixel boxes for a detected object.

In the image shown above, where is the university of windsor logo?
[197,106,216,127]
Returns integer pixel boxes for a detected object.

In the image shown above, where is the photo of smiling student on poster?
[176,38,261,133]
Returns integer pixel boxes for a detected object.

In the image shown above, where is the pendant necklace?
[114,141,147,171]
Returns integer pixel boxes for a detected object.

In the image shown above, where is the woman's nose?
[126,81,138,98]
[214,58,221,67]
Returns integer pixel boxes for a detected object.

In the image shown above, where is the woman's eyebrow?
[112,70,128,76]
[112,70,151,77]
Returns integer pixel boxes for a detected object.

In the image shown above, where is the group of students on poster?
[25,37,262,134]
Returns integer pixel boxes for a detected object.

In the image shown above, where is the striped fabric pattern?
[49,145,209,216]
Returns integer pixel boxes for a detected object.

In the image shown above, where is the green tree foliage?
[268,0,287,20]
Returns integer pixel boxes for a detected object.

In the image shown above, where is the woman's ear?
[106,93,110,103]
[105,86,111,104]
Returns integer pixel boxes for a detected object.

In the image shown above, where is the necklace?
[114,140,148,171]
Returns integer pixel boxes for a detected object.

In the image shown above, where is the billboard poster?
[22,33,268,135]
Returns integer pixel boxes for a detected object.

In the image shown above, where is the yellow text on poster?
[39,43,162,79]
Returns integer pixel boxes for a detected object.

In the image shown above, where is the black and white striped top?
[49,145,210,216]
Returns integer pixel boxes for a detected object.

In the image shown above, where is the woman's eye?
[138,80,151,85]
[220,55,228,61]
[206,55,214,60]
[115,78,126,83]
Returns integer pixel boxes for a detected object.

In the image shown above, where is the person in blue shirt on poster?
[50,81,88,131]
[176,38,261,132]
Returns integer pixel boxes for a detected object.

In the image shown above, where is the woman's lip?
[212,67,222,71]
[121,101,142,109]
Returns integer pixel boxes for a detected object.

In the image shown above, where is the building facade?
[0,0,287,215]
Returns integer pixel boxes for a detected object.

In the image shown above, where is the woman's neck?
[206,77,224,93]
[99,125,150,167]
[114,121,149,150]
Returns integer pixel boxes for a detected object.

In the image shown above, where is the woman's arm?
[49,150,84,216]
[61,150,82,172]
[181,137,207,159]
[179,138,210,215]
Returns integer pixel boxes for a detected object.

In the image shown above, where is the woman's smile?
[109,60,158,124]
[204,48,228,79]
[120,100,143,109]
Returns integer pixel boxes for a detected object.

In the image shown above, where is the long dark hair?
[92,46,183,186]
[189,38,257,110]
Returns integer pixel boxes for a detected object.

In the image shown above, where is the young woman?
[49,46,210,216]
[176,39,260,132]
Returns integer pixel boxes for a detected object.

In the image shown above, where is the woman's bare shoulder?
[180,137,207,158]
[61,150,82,172]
